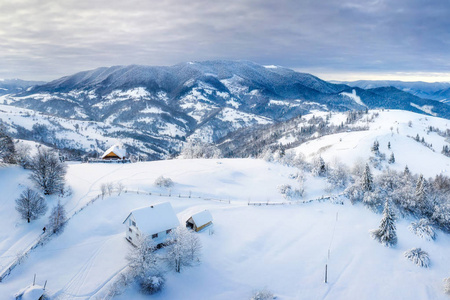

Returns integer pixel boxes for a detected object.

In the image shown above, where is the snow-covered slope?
[0,157,449,299]
[292,110,450,178]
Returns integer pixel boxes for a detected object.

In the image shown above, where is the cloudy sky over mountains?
[1,0,449,81]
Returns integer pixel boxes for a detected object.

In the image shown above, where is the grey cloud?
[0,0,449,80]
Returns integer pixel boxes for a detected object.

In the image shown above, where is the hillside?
[1,61,450,159]
[0,155,448,299]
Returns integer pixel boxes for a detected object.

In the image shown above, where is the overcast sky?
[1,0,449,82]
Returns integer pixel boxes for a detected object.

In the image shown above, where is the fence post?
[324,264,328,283]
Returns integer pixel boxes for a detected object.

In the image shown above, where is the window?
[166,229,172,234]
[131,221,136,227]
[129,236,132,240]
[152,233,158,239]
[128,228,132,233]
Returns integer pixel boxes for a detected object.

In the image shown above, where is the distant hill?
[1,61,450,158]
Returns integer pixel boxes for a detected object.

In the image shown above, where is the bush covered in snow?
[409,219,436,241]
[139,275,165,294]
[154,176,174,188]
[278,184,304,200]
[444,277,450,294]
[404,248,430,268]
[250,288,275,300]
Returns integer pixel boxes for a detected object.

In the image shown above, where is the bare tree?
[100,183,107,199]
[29,148,67,195]
[48,200,67,233]
[15,187,47,223]
[165,227,201,273]
[116,182,125,195]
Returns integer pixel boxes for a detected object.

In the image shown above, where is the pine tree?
[371,140,380,153]
[371,199,397,247]
[387,141,391,149]
[416,175,426,203]
[388,153,395,164]
[48,200,67,233]
[362,163,373,192]
[403,165,410,177]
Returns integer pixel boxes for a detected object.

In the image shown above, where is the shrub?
[154,176,174,188]
[409,219,436,241]
[139,274,165,294]
[404,248,430,268]
[250,288,274,300]
[444,277,450,294]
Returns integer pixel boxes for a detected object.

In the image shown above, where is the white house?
[186,210,213,232]
[123,202,180,246]
[101,143,127,160]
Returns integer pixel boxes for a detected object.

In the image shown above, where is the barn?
[101,144,127,160]
[186,210,213,232]
[123,202,180,246]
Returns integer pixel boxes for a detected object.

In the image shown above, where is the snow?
[293,109,450,178]
[340,89,365,106]
[0,109,450,299]
[15,285,45,300]
[190,210,213,227]
[410,103,437,116]
[125,202,180,235]
[264,65,279,69]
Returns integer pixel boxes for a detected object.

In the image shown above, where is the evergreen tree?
[15,187,47,223]
[388,153,395,164]
[416,175,426,203]
[371,199,397,247]
[371,140,380,153]
[403,165,411,177]
[362,163,373,192]
[387,141,391,149]
[48,200,67,233]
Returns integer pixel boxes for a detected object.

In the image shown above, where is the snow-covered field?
[293,110,450,178]
[0,156,449,299]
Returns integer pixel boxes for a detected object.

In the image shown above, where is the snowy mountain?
[1,61,450,158]
[0,79,45,96]
[341,80,450,104]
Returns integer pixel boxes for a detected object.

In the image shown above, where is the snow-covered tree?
[165,227,201,273]
[415,174,426,203]
[250,288,274,300]
[404,248,430,268]
[444,277,450,294]
[371,199,397,247]
[154,176,174,188]
[403,165,411,177]
[409,219,436,241]
[362,163,373,192]
[15,187,47,223]
[312,156,327,177]
[388,153,395,164]
[371,140,379,153]
[0,127,15,164]
[181,140,221,159]
[29,148,67,195]
[48,200,67,233]
[126,235,165,294]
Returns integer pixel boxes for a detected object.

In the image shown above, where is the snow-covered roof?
[124,202,179,235]
[15,285,45,300]
[190,210,213,226]
[101,143,127,159]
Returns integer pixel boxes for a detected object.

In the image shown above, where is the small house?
[123,202,180,246]
[186,210,213,232]
[102,144,127,160]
